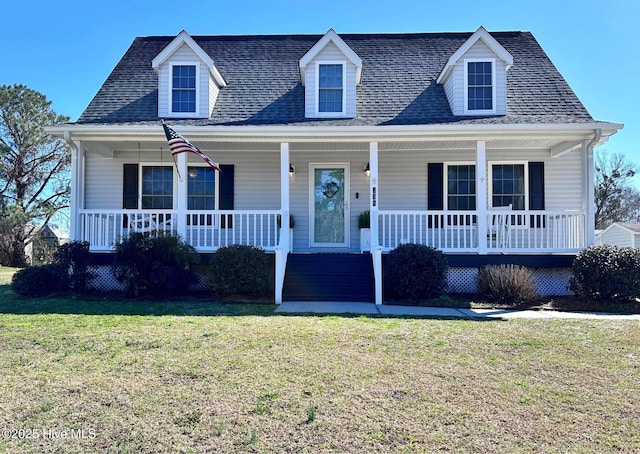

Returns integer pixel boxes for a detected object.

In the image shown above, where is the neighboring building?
[24,224,69,265]
[595,222,640,248]
[47,27,622,302]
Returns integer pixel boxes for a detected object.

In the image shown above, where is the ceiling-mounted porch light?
[364,162,370,177]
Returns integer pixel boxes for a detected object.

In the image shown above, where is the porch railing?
[377,210,586,253]
[78,210,281,252]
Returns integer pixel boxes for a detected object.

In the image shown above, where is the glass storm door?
[310,165,349,247]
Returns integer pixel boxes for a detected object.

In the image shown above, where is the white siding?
[157,43,219,118]
[543,151,584,211]
[84,148,281,211]
[600,224,634,248]
[377,148,585,212]
[304,42,357,119]
[442,40,508,116]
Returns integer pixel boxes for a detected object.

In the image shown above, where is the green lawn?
[0,281,639,453]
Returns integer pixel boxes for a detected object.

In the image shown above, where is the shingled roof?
[77,31,593,126]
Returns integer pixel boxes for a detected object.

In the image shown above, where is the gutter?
[47,122,623,143]
[586,128,602,150]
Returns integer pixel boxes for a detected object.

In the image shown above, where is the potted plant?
[357,210,371,253]
[277,214,295,251]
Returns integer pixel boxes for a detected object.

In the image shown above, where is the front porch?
[78,208,587,254]
[54,125,613,304]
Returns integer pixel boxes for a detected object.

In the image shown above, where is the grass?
[0,280,639,452]
[1,268,639,452]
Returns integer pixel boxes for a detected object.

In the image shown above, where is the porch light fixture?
[364,162,370,177]
[289,164,295,179]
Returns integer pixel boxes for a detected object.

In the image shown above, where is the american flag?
[162,120,221,172]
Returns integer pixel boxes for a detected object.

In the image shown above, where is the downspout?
[587,128,602,155]
[585,128,601,247]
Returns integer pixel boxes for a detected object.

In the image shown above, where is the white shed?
[595,222,640,248]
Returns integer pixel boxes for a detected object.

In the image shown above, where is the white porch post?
[476,140,488,254]
[584,140,595,246]
[275,142,290,305]
[175,152,187,238]
[280,143,291,237]
[69,143,79,241]
[369,142,383,305]
[66,135,82,241]
[369,142,379,247]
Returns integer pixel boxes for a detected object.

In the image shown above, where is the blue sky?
[2,0,637,164]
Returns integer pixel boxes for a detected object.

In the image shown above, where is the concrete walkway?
[275,301,640,321]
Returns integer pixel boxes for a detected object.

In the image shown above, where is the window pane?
[172,65,196,113]
[447,165,476,211]
[318,64,343,113]
[142,166,173,209]
[492,164,525,210]
[467,61,493,111]
[187,167,216,210]
[319,64,342,88]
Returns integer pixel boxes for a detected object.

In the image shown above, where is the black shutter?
[529,162,545,210]
[123,164,139,209]
[219,165,234,228]
[428,163,444,210]
[529,162,545,228]
[427,163,444,228]
[122,164,138,228]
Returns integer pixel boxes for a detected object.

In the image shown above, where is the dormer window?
[316,62,346,116]
[465,59,495,114]
[436,27,512,116]
[300,30,361,119]
[171,64,198,114]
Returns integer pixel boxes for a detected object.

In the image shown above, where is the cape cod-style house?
[47,27,622,303]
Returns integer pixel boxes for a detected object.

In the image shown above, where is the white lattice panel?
[446,268,479,293]
[445,267,572,296]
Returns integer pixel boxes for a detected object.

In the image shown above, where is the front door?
[310,164,350,248]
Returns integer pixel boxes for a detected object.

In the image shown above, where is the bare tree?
[0,84,70,266]
[594,150,639,229]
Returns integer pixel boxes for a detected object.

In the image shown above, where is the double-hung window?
[187,166,216,210]
[171,64,197,114]
[465,60,494,113]
[141,166,174,209]
[317,63,344,114]
[446,164,476,210]
[187,166,217,227]
[491,163,526,210]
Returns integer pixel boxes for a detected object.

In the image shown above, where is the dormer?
[437,27,513,116]
[299,29,362,119]
[152,30,226,119]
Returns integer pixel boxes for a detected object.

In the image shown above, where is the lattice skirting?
[90,265,573,296]
[446,267,572,296]
[89,265,214,292]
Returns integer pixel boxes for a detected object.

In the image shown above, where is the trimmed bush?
[207,245,273,297]
[476,264,538,304]
[112,232,200,297]
[384,243,448,301]
[54,241,96,293]
[357,210,370,229]
[12,264,67,297]
[569,244,640,301]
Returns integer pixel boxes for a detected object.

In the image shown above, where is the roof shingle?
[77,31,594,126]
